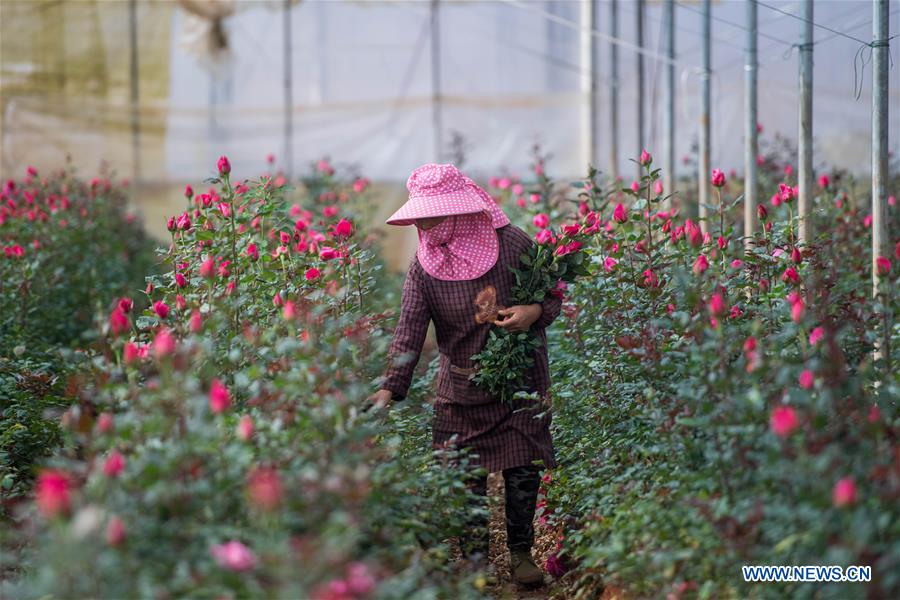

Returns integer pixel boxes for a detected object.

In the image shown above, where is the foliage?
[0,167,157,507]
[472,157,593,404]
[538,156,899,599]
[3,159,487,598]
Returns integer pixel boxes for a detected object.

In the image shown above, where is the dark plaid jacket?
[381,223,562,401]
[380,224,561,472]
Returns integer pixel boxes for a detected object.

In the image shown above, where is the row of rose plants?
[500,151,898,599]
[1,167,158,506]
[2,158,491,598]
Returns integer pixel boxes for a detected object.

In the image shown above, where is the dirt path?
[486,473,557,599]
[484,473,624,600]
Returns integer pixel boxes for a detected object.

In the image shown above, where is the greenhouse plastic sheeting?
[1,0,898,185]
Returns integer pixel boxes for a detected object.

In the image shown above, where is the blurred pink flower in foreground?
[799,369,815,390]
[247,467,282,511]
[770,405,799,438]
[209,379,231,414]
[106,516,126,546]
[210,540,257,572]
[36,469,71,518]
[103,451,126,478]
[153,327,176,358]
[832,477,857,508]
[237,415,254,441]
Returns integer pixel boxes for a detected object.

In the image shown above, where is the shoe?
[509,549,544,587]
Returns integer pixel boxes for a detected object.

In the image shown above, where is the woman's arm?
[380,262,431,400]
[533,293,563,329]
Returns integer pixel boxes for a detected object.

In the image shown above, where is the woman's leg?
[503,465,544,585]
[503,465,541,552]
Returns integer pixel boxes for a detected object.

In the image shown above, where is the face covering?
[416,212,499,281]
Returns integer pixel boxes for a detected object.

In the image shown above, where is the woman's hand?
[363,389,393,412]
[494,304,543,332]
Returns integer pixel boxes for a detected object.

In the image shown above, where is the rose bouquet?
[471,217,596,403]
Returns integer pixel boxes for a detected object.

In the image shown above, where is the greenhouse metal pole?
[580,0,598,168]
[872,0,890,370]
[129,0,140,184]
[431,0,443,161]
[698,0,711,232]
[744,0,758,250]
[636,0,645,180]
[609,0,619,180]
[283,0,294,179]
[797,0,813,245]
[665,0,675,204]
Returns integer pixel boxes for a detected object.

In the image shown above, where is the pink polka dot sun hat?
[387,163,510,281]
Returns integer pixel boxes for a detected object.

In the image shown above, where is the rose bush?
[1,167,157,506]
[3,159,489,598]
[528,155,899,598]
[3,147,897,599]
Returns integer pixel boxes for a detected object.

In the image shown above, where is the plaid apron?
[381,224,561,472]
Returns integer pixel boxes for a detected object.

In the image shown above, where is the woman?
[367,163,561,586]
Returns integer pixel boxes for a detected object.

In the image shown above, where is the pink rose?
[36,470,71,518]
[209,379,231,414]
[96,413,114,434]
[533,213,549,229]
[832,477,857,508]
[283,300,297,321]
[153,327,176,358]
[798,369,814,390]
[109,308,130,337]
[210,541,257,572]
[809,326,824,346]
[333,218,353,239]
[535,229,556,245]
[106,516,126,546]
[708,293,726,316]
[693,254,709,275]
[603,257,618,273]
[779,182,794,203]
[153,301,170,319]
[216,156,231,175]
[711,168,725,188]
[236,415,254,441]
[247,467,282,510]
[562,223,581,236]
[781,267,800,284]
[123,342,140,365]
[199,257,216,279]
[770,405,799,438]
[103,451,126,478]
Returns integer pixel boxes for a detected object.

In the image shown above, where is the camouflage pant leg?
[503,465,541,552]
[461,473,490,557]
